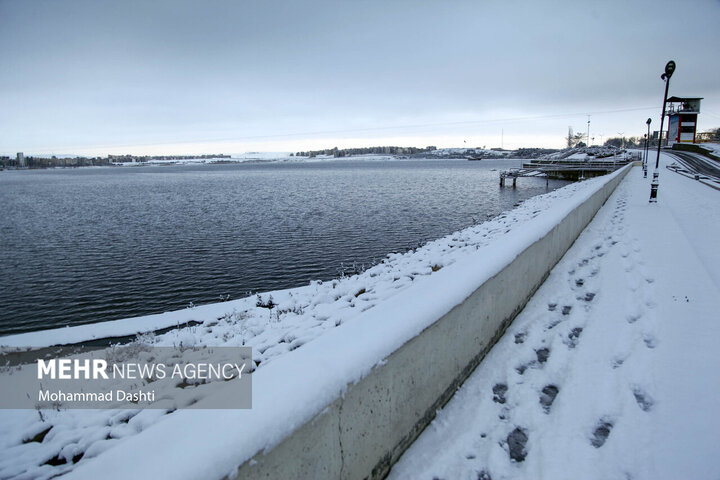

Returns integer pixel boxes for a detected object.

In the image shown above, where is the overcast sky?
[1,0,719,155]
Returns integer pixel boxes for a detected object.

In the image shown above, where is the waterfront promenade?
[389,154,720,479]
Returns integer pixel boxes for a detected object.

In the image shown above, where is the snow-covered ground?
[542,146,626,161]
[110,152,441,166]
[111,152,294,166]
[0,167,623,480]
[389,154,720,480]
[699,142,720,157]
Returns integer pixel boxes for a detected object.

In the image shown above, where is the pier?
[500,152,638,187]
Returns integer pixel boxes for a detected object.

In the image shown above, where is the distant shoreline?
[1,147,565,171]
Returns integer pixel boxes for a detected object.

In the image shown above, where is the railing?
[666,106,700,115]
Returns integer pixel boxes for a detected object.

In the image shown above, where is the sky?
[1,0,719,156]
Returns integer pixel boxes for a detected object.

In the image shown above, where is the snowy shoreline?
[0,156,543,349]
[0,162,587,350]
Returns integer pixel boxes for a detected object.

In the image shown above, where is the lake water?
[0,159,569,336]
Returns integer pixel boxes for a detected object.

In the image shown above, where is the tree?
[625,137,641,148]
[604,137,623,148]
[566,127,586,148]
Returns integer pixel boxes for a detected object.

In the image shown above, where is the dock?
[500,152,639,186]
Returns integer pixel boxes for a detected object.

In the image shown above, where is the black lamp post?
[650,60,675,203]
[644,117,651,178]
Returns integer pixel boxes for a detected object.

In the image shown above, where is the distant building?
[16,152,25,168]
[696,130,720,143]
[666,96,702,146]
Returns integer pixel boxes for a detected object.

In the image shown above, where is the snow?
[0,167,627,480]
[424,148,511,157]
[388,156,720,480]
[543,146,627,161]
[699,142,720,157]
[112,152,297,166]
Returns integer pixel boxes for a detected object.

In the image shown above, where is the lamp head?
[664,60,676,79]
[646,118,652,125]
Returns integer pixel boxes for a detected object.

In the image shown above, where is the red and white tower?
[666,96,702,146]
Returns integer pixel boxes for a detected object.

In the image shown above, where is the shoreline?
[1,171,586,350]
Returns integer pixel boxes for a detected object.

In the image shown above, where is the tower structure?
[666,96,702,146]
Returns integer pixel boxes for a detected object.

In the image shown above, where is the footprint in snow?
[546,318,562,330]
[515,363,530,375]
[590,419,614,448]
[535,347,550,364]
[539,385,559,413]
[565,327,583,349]
[492,383,508,404]
[506,427,528,462]
[632,386,654,412]
[643,335,658,349]
[477,470,492,480]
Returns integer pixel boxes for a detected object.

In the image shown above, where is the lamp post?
[650,60,675,203]
[587,116,591,147]
[644,117,651,178]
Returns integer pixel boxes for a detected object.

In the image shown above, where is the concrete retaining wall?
[230,165,633,479]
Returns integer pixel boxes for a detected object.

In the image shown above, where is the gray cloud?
[1,0,718,153]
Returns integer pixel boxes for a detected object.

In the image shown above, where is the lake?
[0,158,569,335]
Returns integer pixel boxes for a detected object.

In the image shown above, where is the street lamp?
[587,116,591,147]
[644,117,651,178]
[650,60,676,203]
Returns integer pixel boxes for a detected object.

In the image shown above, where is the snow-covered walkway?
[389,156,720,480]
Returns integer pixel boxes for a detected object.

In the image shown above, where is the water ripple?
[0,160,569,335]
